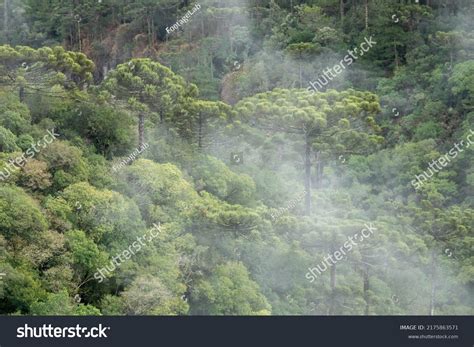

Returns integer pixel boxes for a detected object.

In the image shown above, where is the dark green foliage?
[0,0,472,316]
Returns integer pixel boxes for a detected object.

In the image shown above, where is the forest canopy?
[0,0,472,316]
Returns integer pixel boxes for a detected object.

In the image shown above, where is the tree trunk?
[151,16,155,47]
[19,86,24,102]
[146,15,152,49]
[198,113,203,149]
[210,54,214,79]
[364,0,369,30]
[394,43,400,69]
[363,265,370,315]
[102,64,108,80]
[138,113,145,148]
[340,0,344,25]
[315,150,324,188]
[69,16,73,48]
[3,0,8,39]
[77,21,81,51]
[429,250,437,316]
[328,263,337,314]
[298,62,302,88]
[330,264,336,290]
[304,134,312,215]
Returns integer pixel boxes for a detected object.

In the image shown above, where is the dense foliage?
[0,0,472,315]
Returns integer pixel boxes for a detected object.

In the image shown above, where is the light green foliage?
[0,90,31,134]
[450,61,474,111]
[175,99,234,149]
[121,274,188,315]
[65,230,109,279]
[0,0,472,317]
[0,126,18,152]
[0,45,94,90]
[0,185,47,240]
[101,58,196,118]
[30,290,101,315]
[59,182,145,246]
[38,140,90,190]
[190,155,256,205]
[117,159,199,224]
[192,262,271,315]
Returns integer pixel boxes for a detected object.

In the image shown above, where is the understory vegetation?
[0,0,472,315]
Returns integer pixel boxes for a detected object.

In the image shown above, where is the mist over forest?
[0,0,472,316]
